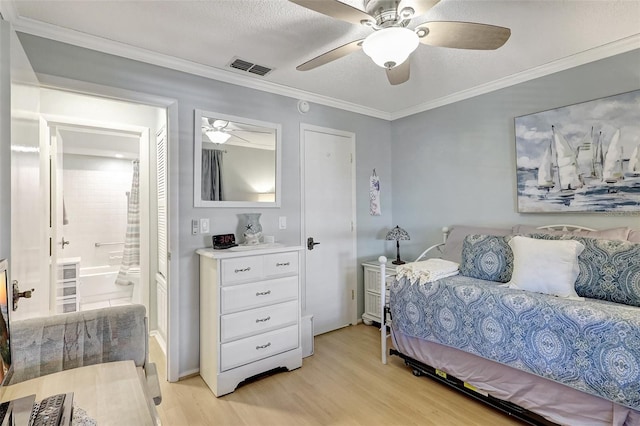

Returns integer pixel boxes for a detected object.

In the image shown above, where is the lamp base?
[392,260,405,265]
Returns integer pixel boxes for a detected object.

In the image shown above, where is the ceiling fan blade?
[416,21,511,50]
[227,129,272,135]
[386,60,411,85]
[297,39,364,71]
[289,0,374,26]
[397,0,439,19]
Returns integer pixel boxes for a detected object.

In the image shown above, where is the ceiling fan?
[201,118,273,146]
[290,0,511,85]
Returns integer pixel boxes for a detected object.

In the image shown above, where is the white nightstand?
[361,259,398,325]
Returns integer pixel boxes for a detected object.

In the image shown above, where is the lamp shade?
[362,27,419,69]
[205,130,231,144]
[386,225,410,241]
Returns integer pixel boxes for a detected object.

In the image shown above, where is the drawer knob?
[256,290,271,296]
[256,316,271,323]
[275,262,290,267]
[256,342,271,350]
[234,267,251,273]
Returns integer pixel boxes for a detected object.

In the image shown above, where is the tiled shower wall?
[61,154,135,268]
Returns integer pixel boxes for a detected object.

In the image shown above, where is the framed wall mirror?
[194,109,281,207]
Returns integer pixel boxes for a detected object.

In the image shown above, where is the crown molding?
[6,7,639,123]
[391,34,640,120]
[10,15,393,121]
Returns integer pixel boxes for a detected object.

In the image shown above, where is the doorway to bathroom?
[10,87,168,354]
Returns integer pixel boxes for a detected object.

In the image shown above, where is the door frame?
[35,75,180,382]
[299,123,358,327]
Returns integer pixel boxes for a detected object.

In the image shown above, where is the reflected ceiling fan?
[201,118,271,145]
[290,0,511,85]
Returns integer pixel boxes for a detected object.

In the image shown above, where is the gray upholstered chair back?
[8,304,148,385]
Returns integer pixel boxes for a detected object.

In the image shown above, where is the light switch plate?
[200,218,210,234]
[192,219,199,235]
[279,216,287,230]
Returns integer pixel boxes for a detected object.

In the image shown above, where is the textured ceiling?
[7,0,640,116]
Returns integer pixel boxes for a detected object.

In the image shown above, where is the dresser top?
[197,244,303,259]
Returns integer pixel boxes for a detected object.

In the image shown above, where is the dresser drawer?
[220,324,299,371]
[221,276,298,314]
[221,256,263,285]
[220,300,298,342]
[263,252,299,277]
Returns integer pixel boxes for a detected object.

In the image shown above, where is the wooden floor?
[150,324,524,425]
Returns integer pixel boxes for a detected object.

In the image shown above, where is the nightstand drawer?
[220,324,299,371]
[220,300,298,342]
[221,276,298,314]
[221,256,263,284]
[263,252,298,277]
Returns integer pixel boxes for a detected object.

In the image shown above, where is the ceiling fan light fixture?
[362,27,419,69]
[205,130,231,144]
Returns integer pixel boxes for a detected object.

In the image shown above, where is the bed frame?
[377,224,598,425]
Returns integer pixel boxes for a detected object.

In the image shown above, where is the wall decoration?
[515,89,640,213]
[370,169,381,216]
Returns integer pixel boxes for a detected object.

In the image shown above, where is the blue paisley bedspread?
[390,274,640,409]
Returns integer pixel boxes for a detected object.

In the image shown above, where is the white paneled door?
[9,27,48,320]
[301,125,356,335]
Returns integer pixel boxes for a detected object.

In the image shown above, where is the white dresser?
[196,245,303,397]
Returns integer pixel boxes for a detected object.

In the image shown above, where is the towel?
[396,258,459,285]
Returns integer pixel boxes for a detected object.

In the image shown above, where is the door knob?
[60,237,70,249]
[12,280,35,311]
[307,237,321,251]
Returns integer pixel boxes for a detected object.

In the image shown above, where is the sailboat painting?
[515,89,640,213]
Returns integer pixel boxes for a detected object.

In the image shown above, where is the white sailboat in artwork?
[602,129,624,183]
[576,127,594,179]
[552,126,582,191]
[592,131,604,180]
[537,143,554,190]
[627,144,640,177]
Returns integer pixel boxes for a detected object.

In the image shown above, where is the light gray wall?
[16,33,393,376]
[390,49,640,261]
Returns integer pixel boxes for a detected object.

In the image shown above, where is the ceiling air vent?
[228,58,273,77]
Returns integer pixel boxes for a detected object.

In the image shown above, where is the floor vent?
[228,58,273,77]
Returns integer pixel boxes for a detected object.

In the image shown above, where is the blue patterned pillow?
[459,235,513,283]
[529,234,640,307]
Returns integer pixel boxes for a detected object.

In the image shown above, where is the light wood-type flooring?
[150,324,523,425]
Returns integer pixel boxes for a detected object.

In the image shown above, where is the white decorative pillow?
[507,236,585,299]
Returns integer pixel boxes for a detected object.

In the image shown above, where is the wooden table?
[0,361,158,425]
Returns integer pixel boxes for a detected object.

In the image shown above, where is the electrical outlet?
[200,218,210,234]
[279,216,287,230]
[192,219,199,235]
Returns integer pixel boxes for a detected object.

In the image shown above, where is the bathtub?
[79,265,135,310]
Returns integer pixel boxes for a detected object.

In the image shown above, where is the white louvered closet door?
[156,127,169,345]
[157,128,168,278]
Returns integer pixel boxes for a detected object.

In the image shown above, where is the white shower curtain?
[116,160,140,286]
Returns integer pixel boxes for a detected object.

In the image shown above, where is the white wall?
[0,21,9,262]
[391,49,640,260]
[17,32,394,377]
[61,154,132,268]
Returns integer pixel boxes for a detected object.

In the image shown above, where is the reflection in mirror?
[194,110,281,207]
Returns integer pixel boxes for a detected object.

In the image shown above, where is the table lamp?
[386,225,410,265]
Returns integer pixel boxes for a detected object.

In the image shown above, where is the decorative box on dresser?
[361,259,397,325]
[196,245,303,397]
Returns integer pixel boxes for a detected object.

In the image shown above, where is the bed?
[379,224,640,426]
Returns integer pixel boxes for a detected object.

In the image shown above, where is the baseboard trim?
[178,369,201,381]
[150,331,167,356]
